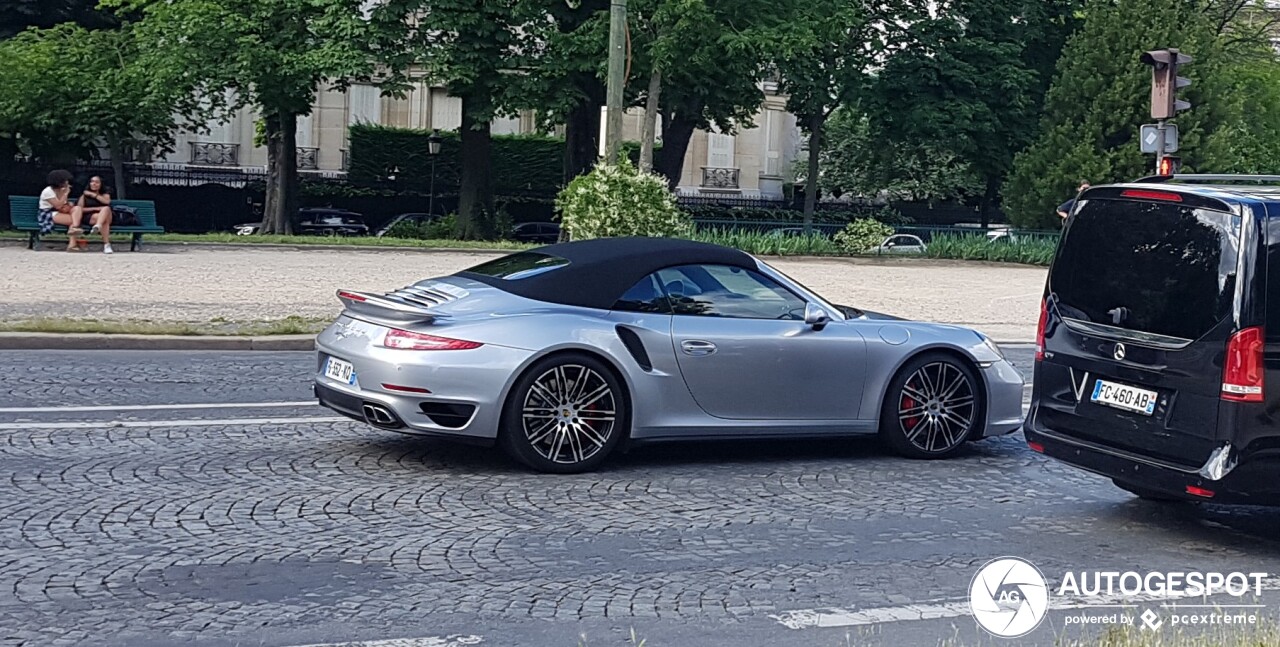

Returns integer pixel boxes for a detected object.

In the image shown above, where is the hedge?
[348,124,565,196]
[682,205,910,226]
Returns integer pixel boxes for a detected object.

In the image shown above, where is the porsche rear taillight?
[380,328,482,351]
[1034,298,1049,362]
[1222,326,1264,402]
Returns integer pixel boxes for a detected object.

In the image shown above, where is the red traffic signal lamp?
[1158,155,1181,176]
[1140,48,1192,119]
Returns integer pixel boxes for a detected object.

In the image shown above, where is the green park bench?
[8,195,165,251]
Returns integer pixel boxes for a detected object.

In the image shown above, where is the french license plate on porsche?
[1090,379,1156,416]
[324,357,357,386]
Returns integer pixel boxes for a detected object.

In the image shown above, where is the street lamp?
[427,129,442,217]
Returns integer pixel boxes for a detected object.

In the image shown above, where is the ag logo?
[1114,343,1126,361]
[969,557,1049,638]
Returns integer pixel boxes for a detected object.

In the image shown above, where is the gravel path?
[0,243,1046,341]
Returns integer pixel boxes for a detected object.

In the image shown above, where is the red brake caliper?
[901,382,919,430]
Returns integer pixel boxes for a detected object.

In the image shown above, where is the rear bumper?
[1025,412,1280,506]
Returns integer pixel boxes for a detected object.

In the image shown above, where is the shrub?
[556,160,692,240]
[924,233,1058,265]
[384,214,458,240]
[691,228,840,256]
[834,218,895,253]
[348,124,564,196]
[681,204,909,226]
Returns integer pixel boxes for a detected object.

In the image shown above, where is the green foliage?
[0,23,182,162]
[384,214,458,240]
[348,124,564,195]
[106,0,382,117]
[924,233,1058,265]
[834,218,895,253]
[556,160,692,240]
[863,0,1083,219]
[683,203,911,226]
[1005,0,1280,227]
[0,0,121,39]
[691,229,841,256]
[819,109,981,202]
[620,140,663,167]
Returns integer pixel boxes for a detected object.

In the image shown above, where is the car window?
[656,264,806,319]
[612,274,672,314]
[465,252,570,280]
[1051,198,1239,341]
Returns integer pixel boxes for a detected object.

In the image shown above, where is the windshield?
[1050,197,1240,341]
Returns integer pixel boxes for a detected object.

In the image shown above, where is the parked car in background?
[234,208,369,236]
[377,212,441,238]
[872,234,927,254]
[511,222,561,244]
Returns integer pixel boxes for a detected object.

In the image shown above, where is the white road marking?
[772,578,1280,630]
[0,400,318,414]
[282,636,483,647]
[0,416,347,431]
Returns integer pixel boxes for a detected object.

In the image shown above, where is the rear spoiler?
[336,289,437,324]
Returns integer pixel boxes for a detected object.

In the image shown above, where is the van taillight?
[1222,327,1264,402]
[1034,299,1048,361]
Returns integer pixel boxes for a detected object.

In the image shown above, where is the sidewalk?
[0,245,1046,342]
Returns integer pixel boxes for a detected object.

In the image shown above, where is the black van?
[1025,175,1280,505]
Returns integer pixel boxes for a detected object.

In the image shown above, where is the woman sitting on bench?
[77,175,113,254]
[37,170,86,252]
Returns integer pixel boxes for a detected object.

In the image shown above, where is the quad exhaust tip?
[361,403,401,428]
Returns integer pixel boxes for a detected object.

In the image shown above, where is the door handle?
[681,339,717,356]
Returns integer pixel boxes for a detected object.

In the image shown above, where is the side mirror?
[804,303,830,331]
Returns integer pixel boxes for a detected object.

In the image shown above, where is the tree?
[1005,0,1280,227]
[776,0,892,230]
[511,1,611,184]
[0,0,120,39]
[0,23,187,194]
[866,0,1080,228]
[643,0,794,190]
[106,0,383,234]
[818,108,980,203]
[383,0,524,239]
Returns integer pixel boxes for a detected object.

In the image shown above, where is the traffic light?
[1158,155,1181,176]
[1140,48,1192,119]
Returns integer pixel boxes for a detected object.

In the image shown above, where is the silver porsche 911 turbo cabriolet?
[315,237,1024,472]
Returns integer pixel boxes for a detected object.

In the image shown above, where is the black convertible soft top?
[456,236,757,310]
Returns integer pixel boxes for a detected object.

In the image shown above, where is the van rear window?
[1051,198,1240,341]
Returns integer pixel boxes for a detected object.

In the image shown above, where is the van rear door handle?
[681,340,717,356]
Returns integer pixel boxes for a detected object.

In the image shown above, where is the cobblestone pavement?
[0,245,1045,341]
[2,350,1279,647]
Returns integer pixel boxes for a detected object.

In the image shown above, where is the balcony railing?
[190,142,240,167]
[700,167,741,190]
[297,146,319,170]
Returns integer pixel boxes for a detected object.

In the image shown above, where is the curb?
[0,332,316,351]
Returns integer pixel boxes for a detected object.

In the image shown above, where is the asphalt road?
[2,347,1279,647]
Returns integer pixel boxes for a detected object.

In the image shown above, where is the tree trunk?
[457,95,495,240]
[564,91,602,183]
[639,69,661,172]
[980,173,999,229]
[656,109,698,191]
[803,114,824,233]
[106,134,127,199]
[262,111,298,235]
